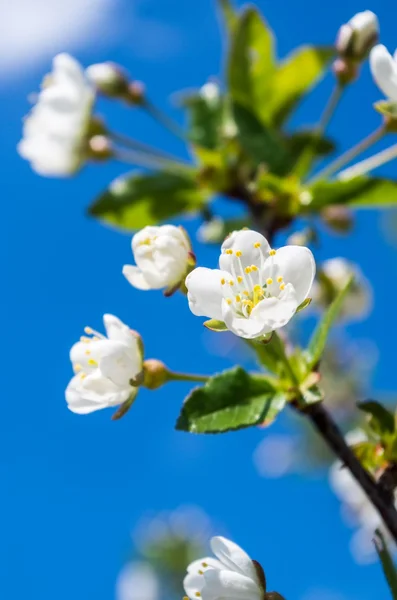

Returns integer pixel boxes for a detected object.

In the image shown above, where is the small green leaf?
[176,367,286,434]
[232,103,290,173]
[286,130,336,175]
[303,177,397,211]
[267,46,334,126]
[228,7,275,120]
[204,319,228,332]
[111,391,138,421]
[358,401,395,435]
[217,0,238,34]
[353,441,383,470]
[301,383,323,405]
[374,529,397,600]
[296,297,312,313]
[89,170,207,231]
[374,100,397,119]
[181,93,224,150]
[306,276,354,369]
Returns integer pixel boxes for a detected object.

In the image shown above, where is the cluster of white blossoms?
[66,314,143,414]
[183,536,265,600]
[18,54,95,176]
[186,229,315,340]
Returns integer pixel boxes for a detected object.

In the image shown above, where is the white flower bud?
[86,62,129,97]
[18,53,94,177]
[123,225,194,294]
[336,11,379,59]
[370,44,397,103]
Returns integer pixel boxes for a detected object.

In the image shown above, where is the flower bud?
[126,81,146,105]
[86,62,130,98]
[142,359,169,390]
[88,135,114,161]
[336,11,379,60]
[332,57,358,86]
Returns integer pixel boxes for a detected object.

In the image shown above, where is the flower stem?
[114,147,186,171]
[109,130,189,165]
[167,371,210,384]
[294,401,397,544]
[309,124,387,183]
[337,142,397,180]
[142,99,187,142]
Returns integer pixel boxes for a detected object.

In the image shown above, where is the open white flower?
[66,314,143,415]
[18,53,94,176]
[336,11,378,58]
[123,225,193,294]
[183,536,265,600]
[186,229,315,340]
[370,44,397,102]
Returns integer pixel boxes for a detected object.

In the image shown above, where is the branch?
[296,401,397,543]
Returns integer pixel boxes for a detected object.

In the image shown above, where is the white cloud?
[0,0,119,76]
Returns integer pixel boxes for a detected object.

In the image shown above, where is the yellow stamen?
[235,250,242,257]
[229,280,234,286]
[243,290,249,296]
[84,327,93,334]
[266,278,273,285]
[74,364,83,372]
[198,570,204,575]
[80,373,86,380]
[245,267,252,274]
[226,298,232,305]
[221,278,226,285]
[235,295,241,303]
[279,283,285,291]
[195,593,201,597]
[237,276,243,283]
[254,242,261,248]
[277,276,283,283]
[80,336,90,343]
[88,359,98,367]
[183,596,189,600]
[202,562,208,568]
[225,249,233,255]
[85,350,91,356]
[251,265,258,272]
[269,249,276,256]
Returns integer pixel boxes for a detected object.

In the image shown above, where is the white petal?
[201,570,262,600]
[99,343,141,387]
[250,284,298,330]
[222,302,271,340]
[102,314,143,370]
[219,230,270,273]
[70,339,114,372]
[183,572,206,600]
[186,268,228,321]
[187,558,224,574]
[210,537,259,583]
[123,265,153,290]
[66,372,132,414]
[270,246,315,305]
[370,44,397,102]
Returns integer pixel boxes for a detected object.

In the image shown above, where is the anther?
[80,373,86,380]
[243,290,249,296]
[266,278,273,285]
[269,249,276,256]
[279,283,285,291]
[225,249,233,255]
[245,267,252,274]
[254,242,261,248]
[251,265,258,271]
[235,250,242,257]
[202,562,208,568]
[85,350,91,355]
[221,278,226,285]
[226,298,232,305]
[198,570,204,575]
[74,364,83,372]
[88,359,98,367]
[80,336,90,343]
[237,276,243,283]
[277,276,283,283]
[195,593,201,597]
[235,295,241,303]
[84,327,93,334]
[229,280,234,286]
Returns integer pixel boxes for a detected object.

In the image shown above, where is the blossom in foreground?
[18,53,94,176]
[370,44,397,103]
[186,229,315,339]
[183,536,265,600]
[123,225,194,294]
[336,11,378,59]
[66,314,143,414]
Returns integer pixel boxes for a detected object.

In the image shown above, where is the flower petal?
[210,537,260,584]
[222,302,271,340]
[122,265,153,290]
[250,284,298,331]
[187,558,224,574]
[219,230,270,273]
[66,372,132,414]
[103,314,143,372]
[186,267,228,321]
[370,44,397,102]
[269,246,315,305]
[99,343,140,387]
[183,572,206,600]
[201,569,262,600]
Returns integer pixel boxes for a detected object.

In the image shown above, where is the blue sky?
[2,0,397,598]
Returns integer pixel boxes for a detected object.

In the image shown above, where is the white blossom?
[336,11,378,58]
[123,225,193,293]
[18,53,94,176]
[370,44,397,102]
[186,229,315,340]
[66,314,143,414]
[183,536,265,600]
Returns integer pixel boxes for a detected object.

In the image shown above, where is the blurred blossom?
[311,258,372,322]
[197,218,225,244]
[116,562,159,600]
[253,434,300,478]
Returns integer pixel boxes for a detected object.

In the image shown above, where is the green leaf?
[176,367,286,434]
[232,103,290,173]
[286,130,336,165]
[89,170,207,231]
[203,319,228,332]
[182,93,224,149]
[217,0,238,34]
[374,100,397,120]
[304,177,397,211]
[228,7,275,120]
[306,276,354,369]
[296,298,312,313]
[358,401,395,435]
[267,46,334,126]
[374,529,397,600]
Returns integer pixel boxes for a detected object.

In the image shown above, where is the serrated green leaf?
[232,103,290,173]
[176,367,286,434]
[306,276,354,369]
[88,170,207,231]
[303,177,397,212]
[204,319,228,332]
[228,7,275,119]
[358,401,395,435]
[267,46,334,126]
[374,529,397,600]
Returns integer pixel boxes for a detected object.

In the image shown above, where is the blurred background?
[2,0,397,598]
